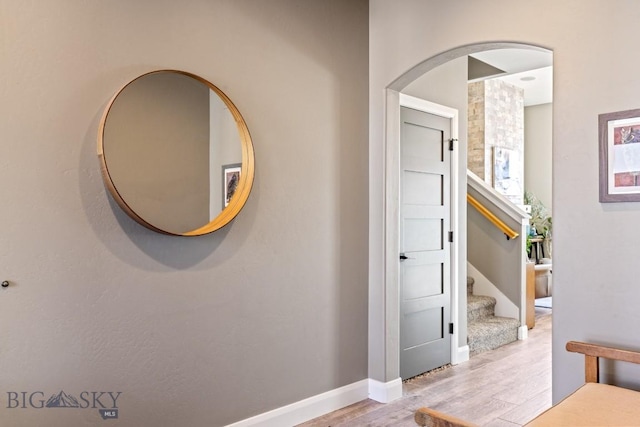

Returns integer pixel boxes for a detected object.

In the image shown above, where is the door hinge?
[448,231,453,242]
[448,138,457,151]
[449,323,454,334]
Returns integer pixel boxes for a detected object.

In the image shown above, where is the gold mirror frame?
[97,70,255,236]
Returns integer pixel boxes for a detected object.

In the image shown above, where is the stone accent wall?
[468,81,485,179]
[468,79,525,204]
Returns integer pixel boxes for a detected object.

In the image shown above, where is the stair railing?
[467,170,530,339]
[467,193,519,240]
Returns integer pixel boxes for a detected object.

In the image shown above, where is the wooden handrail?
[467,193,519,240]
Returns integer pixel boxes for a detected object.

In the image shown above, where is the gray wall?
[0,1,368,426]
[403,56,469,349]
[370,0,640,404]
[525,103,553,210]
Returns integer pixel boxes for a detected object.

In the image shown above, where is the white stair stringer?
[467,262,518,320]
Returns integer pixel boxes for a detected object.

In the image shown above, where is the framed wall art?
[599,108,640,202]
[222,163,241,209]
[493,147,523,205]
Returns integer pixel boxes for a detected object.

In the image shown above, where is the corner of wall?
[368,378,403,403]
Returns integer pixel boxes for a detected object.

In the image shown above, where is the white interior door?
[399,105,452,379]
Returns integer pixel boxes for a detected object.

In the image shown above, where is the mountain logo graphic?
[45,391,80,408]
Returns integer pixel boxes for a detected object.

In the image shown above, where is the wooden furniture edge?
[566,341,640,383]
[415,342,640,426]
[415,407,478,427]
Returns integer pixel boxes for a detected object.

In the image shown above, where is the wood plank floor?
[298,308,552,427]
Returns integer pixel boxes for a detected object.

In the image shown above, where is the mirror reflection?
[98,70,254,236]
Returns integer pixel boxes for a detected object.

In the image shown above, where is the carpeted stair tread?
[468,316,520,354]
[467,295,496,322]
[467,294,495,311]
[468,316,520,334]
[467,275,520,355]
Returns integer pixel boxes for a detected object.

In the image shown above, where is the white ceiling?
[469,48,553,106]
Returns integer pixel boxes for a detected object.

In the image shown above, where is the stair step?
[467,295,496,322]
[468,316,520,354]
[467,276,474,295]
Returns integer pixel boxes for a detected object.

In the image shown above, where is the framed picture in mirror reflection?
[223,163,241,209]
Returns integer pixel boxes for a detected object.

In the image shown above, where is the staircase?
[467,276,520,355]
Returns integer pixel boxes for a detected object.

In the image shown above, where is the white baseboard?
[226,377,406,426]
[368,377,403,403]
[518,325,528,340]
[453,345,469,365]
[225,379,369,427]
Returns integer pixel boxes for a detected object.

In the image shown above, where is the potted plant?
[524,191,552,260]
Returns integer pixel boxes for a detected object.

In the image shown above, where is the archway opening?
[377,41,553,396]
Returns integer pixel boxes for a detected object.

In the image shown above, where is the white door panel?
[400,105,452,380]
[403,218,442,252]
[403,171,443,206]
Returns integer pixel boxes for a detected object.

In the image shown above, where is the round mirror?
[98,70,255,236]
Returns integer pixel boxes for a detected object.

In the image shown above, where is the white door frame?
[399,95,457,379]
[400,93,463,367]
[382,91,464,389]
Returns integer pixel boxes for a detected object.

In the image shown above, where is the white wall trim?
[518,325,529,340]
[467,170,529,222]
[368,377,403,403]
[225,379,369,427]
[454,345,470,365]
[384,89,401,380]
[400,94,458,120]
